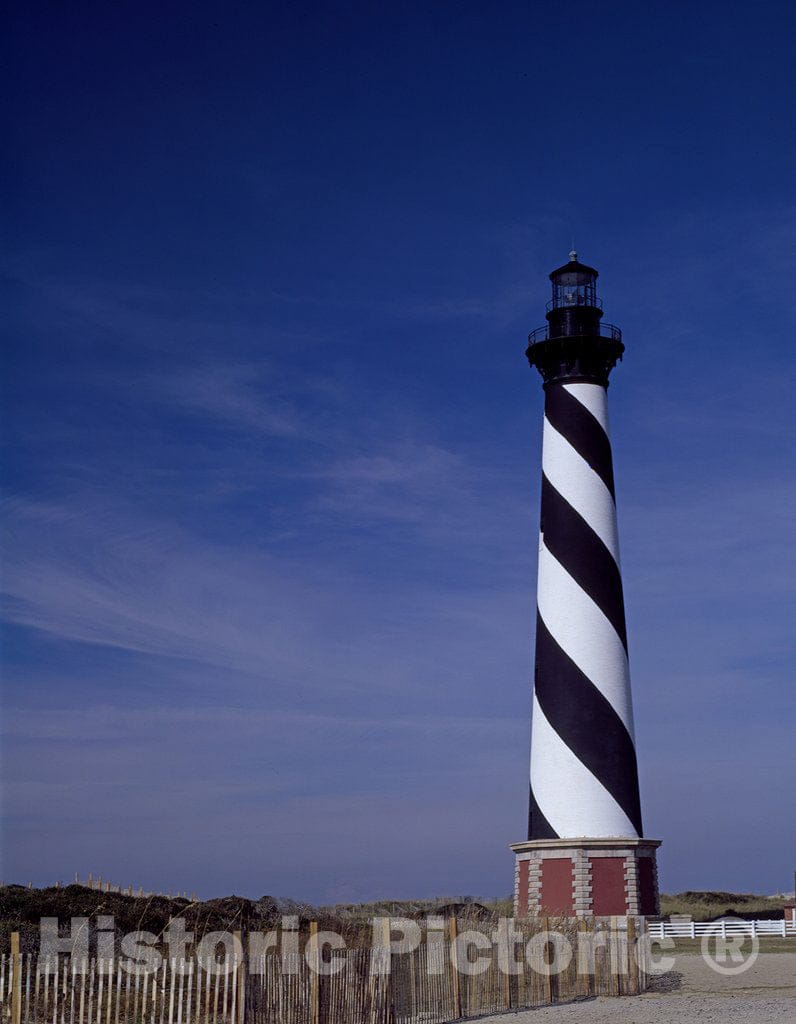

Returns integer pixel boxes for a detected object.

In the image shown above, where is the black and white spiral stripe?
[528,381,643,840]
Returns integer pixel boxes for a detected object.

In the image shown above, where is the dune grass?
[659,891,792,922]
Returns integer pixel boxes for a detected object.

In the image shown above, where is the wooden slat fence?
[0,918,650,1024]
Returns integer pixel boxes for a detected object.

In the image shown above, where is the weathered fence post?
[626,917,638,994]
[308,922,319,1024]
[503,925,511,1012]
[381,917,393,1024]
[448,917,462,1019]
[541,917,553,1004]
[610,916,620,995]
[578,917,592,998]
[11,932,21,1024]
[636,917,644,989]
[233,930,245,1024]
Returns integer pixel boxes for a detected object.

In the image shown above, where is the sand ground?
[476,953,796,1024]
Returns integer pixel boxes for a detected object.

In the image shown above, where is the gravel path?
[475,953,796,1024]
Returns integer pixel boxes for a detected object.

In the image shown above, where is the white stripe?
[537,538,635,739]
[563,382,610,435]
[530,693,639,838]
[542,417,620,565]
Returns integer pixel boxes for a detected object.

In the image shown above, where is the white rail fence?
[648,918,796,939]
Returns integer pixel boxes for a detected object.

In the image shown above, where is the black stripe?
[541,475,628,650]
[528,784,558,840]
[544,384,616,499]
[534,611,643,835]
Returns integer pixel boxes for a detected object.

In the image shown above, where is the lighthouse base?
[510,837,661,918]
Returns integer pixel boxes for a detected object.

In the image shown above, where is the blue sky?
[2,1,795,902]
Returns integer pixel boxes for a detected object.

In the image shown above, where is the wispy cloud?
[155,361,306,438]
[0,488,532,708]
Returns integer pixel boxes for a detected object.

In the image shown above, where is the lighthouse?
[511,253,661,918]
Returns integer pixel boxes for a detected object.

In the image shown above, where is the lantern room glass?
[551,269,598,309]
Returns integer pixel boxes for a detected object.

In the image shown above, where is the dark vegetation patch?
[0,886,500,952]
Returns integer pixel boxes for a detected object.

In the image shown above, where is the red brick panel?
[590,857,626,916]
[637,856,657,915]
[517,859,529,917]
[540,857,574,914]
